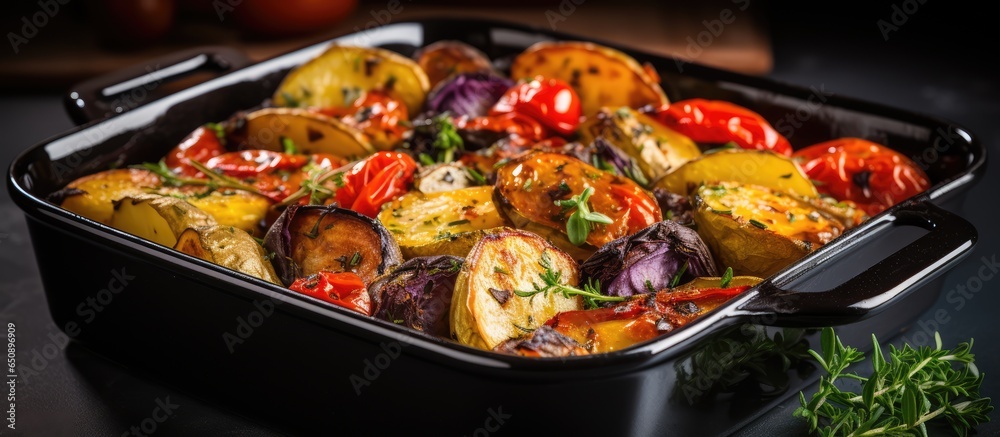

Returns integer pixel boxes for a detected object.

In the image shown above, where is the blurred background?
[0,0,996,435]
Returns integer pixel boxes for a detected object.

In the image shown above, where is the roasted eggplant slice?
[263,205,402,285]
[368,255,463,338]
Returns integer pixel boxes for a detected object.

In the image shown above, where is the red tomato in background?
[491,78,582,136]
[234,0,358,37]
[793,138,931,215]
[334,151,416,217]
[652,99,792,156]
[164,125,225,176]
[289,271,371,315]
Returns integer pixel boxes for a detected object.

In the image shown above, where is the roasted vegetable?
[490,77,582,136]
[650,99,793,156]
[109,194,215,247]
[174,225,281,284]
[450,228,584,350]
[547,276,761,353]
[377,186,506,259]
[289,271,371,315]
[56,169,162,224]
[580,107,701,181]
[414,162,476,194]
[494,152,661,251]
[413,40,494,88]
[158,188,271,236]
[655,149,818,197]
[580,221,717,298]
[426,72,513,118]
[334,151,417,218]
[693,182,846,277]
[368,255,463,337]
[164,125,225,176]
[314,91,410,151]
[652,188,694,224]
[273,45,430,115]
[241,108,374,159]
[510,41,669,115]
[494,326,589,357]
[262,205,402,285]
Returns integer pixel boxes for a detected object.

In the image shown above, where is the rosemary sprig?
[794,327,992,436]
[136,160,264,196]
[512,251,624,309]
[555,186,613,246]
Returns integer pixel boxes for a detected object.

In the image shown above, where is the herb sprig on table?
[795,327,992,436]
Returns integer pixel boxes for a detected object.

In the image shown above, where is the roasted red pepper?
[490,77,582,136]
[652,99,793,156]
[793,138,931,215]
[334,151,417,217]
[289,271,371,316]
[164,125,226,176]
[206,150,310,178]
[316,91,410,148]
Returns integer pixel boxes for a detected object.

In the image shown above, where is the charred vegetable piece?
[693,182,846,277]
[426,72,513,118]
[546,276,760,353]
[56,169,162,224]
[655,149,818,197]
[289,271,371,316]
[334,151,417,218]
[580,221,717,298]
[368,255,463,337]
[314,90,410,151]
[413,40,494,88]
[652,188,694,225]
[651,99,793,156]
[580,107,701,181]
[450,228,584,350]
[174,225,281,285]
[377,186,506,259]
[109,194,216,248]
[273,45,430,115]
[164,125,226,177]
[262,205,402,285]
[494,152,661,250]
[510,41,669,115]
[240,108,375,159]
[157,187,271,236]
[494,326,589,357]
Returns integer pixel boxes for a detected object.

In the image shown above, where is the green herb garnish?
[670,259,689,288]
[281,136,298,155]
[555,187,613,246]
[720,267,734,288]
[465,167,487,185]
[749,219,768,229]
[513,251,624,309]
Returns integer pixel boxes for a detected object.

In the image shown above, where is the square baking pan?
[7,19,985,436]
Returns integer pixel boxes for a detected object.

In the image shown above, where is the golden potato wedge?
[693,182,846,277]
[656,149,818,197]
[58,169,162,224]
[378,186,507,259]
[175,225,281,285]
[450,228,584,350]
[273,45,430,114]
[156,188,271,236]
[580,107,701,181]
[109,194,216,248]
[242,108,374,159]
[413,40,494,88]
[511,41,669,115]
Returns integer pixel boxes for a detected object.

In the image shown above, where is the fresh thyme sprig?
[136,159,264,196]
[555,186,613,246]
[794,327,992,436]
[512,251,624,309]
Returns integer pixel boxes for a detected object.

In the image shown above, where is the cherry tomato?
[234,0,357,37]
[610,184,661,232]
[335,151,417,217]
[316,91,410,149]
[165,125,225,177]
[652,99,792,156]
[491,77,582,136]
[289,271,370,316]
[793,138,931,215]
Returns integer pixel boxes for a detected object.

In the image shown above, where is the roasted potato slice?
[510,41,669,115]
[494,152,661,251]
[580,107,701,181]
[175,225,281,285]
[242,108,374,159]
[656,149,819,197]
[273,45,430,114]
[413,40,493,88]
[450,228,584,350]
[57,169,162,224]
[378,186,507,258]
[109,194,216,248]
[693,182,846,277]
[156,188,271,236]
[263,205,402,285]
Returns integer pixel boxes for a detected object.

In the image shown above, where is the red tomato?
[316,91,410,148]
[234,0,357,37]
[205,150,310,178]
[652,99,792,156]
[491,77,582,136]
[457,112,550,146]
[165,125,225,177]
[610,184,661,233]
[793,138,931,215]
[289,271,370,316]
[334,151,417,217]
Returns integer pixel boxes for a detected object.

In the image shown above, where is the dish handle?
[736,200,977,326]
[64,46,252,125]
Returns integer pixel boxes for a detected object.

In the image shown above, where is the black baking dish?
[7,19,986,436]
